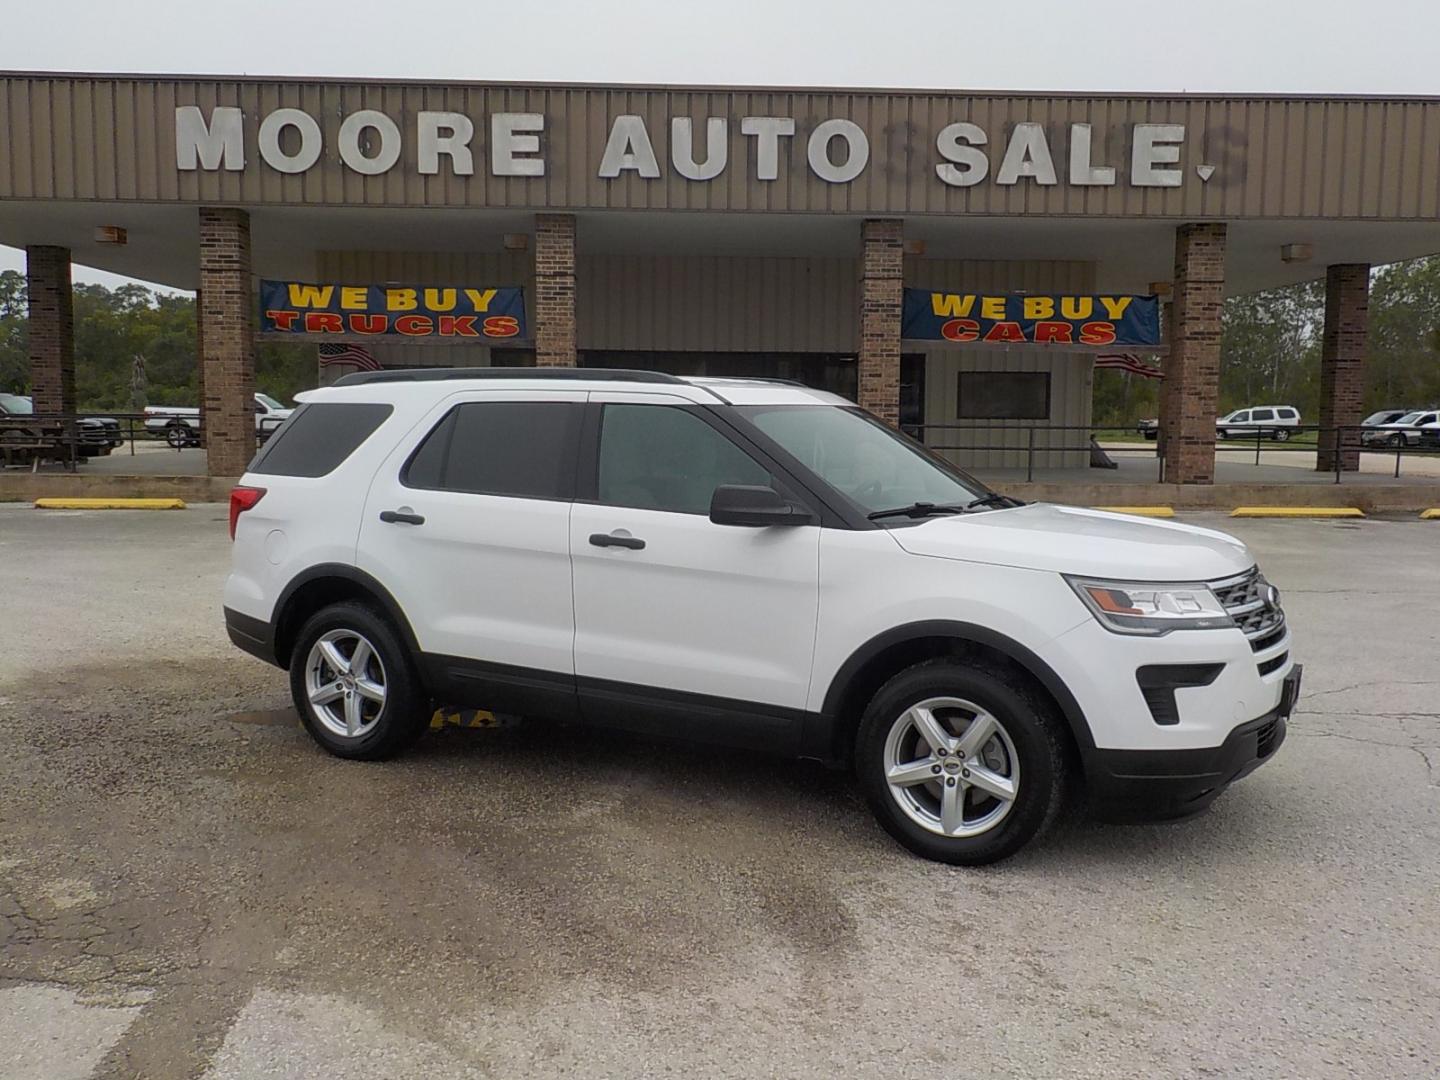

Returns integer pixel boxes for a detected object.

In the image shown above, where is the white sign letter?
[1132,123,1185,187]
[338,109,401,176]
[418,112,474,176]
[1068,122,1115,186]
[492,113,545,177]
[176,106,244,171]
[807,118,868,183]
[598,115,661,178]
[995,122,1058,185]
[671,117,727,181]
[934,122,988,187]
[740,116,796,181]
[257,108,322,174]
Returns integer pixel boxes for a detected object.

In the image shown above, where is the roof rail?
[331,366,685,387]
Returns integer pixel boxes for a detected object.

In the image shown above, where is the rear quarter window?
[248,402,394,478]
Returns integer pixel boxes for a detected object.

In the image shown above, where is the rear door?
[568,393,821,748]
[357,389,585,718]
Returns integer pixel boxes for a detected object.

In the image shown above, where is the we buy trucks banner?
[902,288,1160,347]
[260,281,526,339]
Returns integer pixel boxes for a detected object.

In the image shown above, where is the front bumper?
[1086,665,1299,821]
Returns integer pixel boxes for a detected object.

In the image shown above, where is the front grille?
[1255,717,1281,758]
[1211,568,1285,653]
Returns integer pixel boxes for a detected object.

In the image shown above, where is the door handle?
[589,532,645,550]
[379,509,426,526]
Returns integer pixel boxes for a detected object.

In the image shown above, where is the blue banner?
[260,281,526,339]
[902,289,1160,347]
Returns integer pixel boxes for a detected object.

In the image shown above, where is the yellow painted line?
[1093,505,1175,518]
[34,497,186,510]
[1420,508,1440,519]
[1230,506,1365,518]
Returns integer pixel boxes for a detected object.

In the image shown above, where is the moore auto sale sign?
[176,104,1212,190]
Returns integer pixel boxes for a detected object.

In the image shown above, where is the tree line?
[3,259,1439,423]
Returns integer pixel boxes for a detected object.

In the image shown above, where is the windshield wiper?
[866,501,967,521]
[965,493,1025,510]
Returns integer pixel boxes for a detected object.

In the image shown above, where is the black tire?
[1273,429,1290,442]
[288,601,431,761]
[855,659,1072,865]
[1217,429,1227,441]
[166,423,190,448]
[1143,430,1158,441]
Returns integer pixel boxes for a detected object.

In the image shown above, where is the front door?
[357,389,585,717]
[569,393,822,749]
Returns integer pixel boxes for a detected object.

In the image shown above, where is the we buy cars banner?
[260,281,526,339]
[901,288,1160,347]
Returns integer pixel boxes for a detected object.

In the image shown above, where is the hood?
[889,503,1253,581]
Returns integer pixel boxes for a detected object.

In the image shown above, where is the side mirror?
[709,484,814,527]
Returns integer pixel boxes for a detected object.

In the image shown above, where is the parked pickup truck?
[146,393,293,447]
[0,392,123,456]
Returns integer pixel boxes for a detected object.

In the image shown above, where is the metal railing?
[0,410,270,471]
[910,421,1440,484]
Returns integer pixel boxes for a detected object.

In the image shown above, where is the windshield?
[0,393,34,415]
[256,393,285,411]
[737,405,990,515]
[1394,412,1423,425]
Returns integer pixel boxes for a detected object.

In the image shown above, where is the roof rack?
[332,366,684,387]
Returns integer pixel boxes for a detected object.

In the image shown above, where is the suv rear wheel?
[289,602,430,760]
[855,659,1071,865]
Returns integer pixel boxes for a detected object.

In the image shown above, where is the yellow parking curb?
[1420,508,1440,519]
[429,707,501,730]
[1094,506,1175,518]
[34,497,186,510]
[1230,506,1364,518]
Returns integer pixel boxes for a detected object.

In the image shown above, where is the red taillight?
[229,485,266,540]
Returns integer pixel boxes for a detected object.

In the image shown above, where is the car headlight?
[1064,576,1235,635]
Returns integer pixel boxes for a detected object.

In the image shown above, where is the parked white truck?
[145,393,293,447]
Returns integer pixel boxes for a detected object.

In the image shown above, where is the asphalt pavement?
[1,506,1437,1079]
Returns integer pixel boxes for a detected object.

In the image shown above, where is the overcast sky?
[3,0,1438,290]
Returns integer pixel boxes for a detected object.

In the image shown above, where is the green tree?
[1366,257,1440,410]
[0,269,28,393]
[1218,280,1324,418]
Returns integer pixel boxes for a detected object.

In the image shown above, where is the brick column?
[534,213,577,367]
[25,245,76,415]
[198,208,256,477]
[1162,224,1227,485]
[193,287,207,448]
[1156,298,1173,464]
[859,219,903,426]
[1316,263,1370,473]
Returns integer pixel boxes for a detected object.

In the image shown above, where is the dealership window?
[404,401,581,499]
[957,372,1051,421]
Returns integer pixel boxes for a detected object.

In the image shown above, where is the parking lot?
[2,505,1438,1079]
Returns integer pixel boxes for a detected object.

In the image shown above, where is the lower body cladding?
[222,605,1297,825]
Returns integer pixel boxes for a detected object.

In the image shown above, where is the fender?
[816,619,1096,757]
[271,562,424,665]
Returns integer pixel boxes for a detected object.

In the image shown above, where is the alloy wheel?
[304,628,387,739]
[882,696,1020,838]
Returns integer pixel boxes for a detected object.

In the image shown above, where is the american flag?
[1094,352,1164,379]
[318,343,381,371]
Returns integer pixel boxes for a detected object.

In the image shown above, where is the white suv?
[1216,405,1301,441]
[224,369,1299,865]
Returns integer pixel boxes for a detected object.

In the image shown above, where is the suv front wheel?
[856,659,1071,865]
[289,602,430,760]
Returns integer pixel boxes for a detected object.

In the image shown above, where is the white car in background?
[1216,406,1301,441]
[145,393,293,447]
[1360,409,1439,448]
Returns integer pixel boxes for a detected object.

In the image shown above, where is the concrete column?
[1316,263,1370,472]
[198,207,256,477]
[1162,223,1227,485]
[534,213,577,367]
[859,218,903,426]
[25,245,76,415]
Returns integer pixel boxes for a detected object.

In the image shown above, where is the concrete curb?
[1420,509,1440,519]
[1230,506,1365,518]
[34,497,187,510]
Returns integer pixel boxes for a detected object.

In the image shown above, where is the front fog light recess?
[1065,576,1235,635]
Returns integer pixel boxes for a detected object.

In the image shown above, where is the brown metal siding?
[14,75,1432,219]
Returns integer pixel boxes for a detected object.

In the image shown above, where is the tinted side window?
[1251,409,1275,421]
[597,404,771,514]
[404,401,581,499]
[1230,412,1249,423]
[248,402,393,478]
[1278,409,1298,419]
